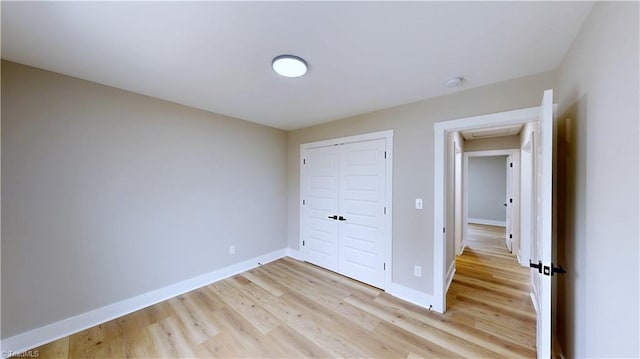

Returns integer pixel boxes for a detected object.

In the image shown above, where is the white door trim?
[300,130,394,150]
[462,149,520,254]
[433,106,541,313]
[300,130,394,289]
[520,124,536,267]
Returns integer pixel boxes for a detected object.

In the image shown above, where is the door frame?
[519,122,536,267]
[453,147,463,256]
[462,149,520,254]
[433,106,541,313]
[300,130,394,289]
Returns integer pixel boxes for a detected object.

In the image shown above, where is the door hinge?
[302,240,305,246]
[384,206,387,214]
[509,234,513,239]
[303,158,306,165]
[510,198,513,203]
[384,151,387,159]
[302,199,305,206]
[383,262,386,270]
[443,227,446,233]
[510,162,513,168]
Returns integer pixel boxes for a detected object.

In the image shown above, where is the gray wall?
[554,2,639,357]
[467,156,507,223]
[287,71,555,294]
[1,61,288,338]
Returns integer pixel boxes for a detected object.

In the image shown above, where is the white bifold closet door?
[302,139,386,289]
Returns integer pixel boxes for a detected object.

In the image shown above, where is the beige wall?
[554,2,639,357]
[464,135,520,152]
[287,71,555,293]
[1,61,288,338]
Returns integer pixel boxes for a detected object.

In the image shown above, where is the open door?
[530,89,555,358]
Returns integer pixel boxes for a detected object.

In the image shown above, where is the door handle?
[328,215,338,220]
[338,216,347,221]
[529,260,542,273]
[550,263,567,276]
[530,260,567,276]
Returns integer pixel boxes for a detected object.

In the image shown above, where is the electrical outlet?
[229,245,236,255]
[415,198,423,209]
[414,265,422,277]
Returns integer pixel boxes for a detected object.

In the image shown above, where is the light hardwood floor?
[28,225,535,358]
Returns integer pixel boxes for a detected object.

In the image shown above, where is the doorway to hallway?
[446,223,537,353]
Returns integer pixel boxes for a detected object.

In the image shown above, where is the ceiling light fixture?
[272,55,308,78]
[445,77,464,88]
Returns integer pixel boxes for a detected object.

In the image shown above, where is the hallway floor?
[446,223,537,355]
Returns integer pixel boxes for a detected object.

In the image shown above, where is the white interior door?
[338,139,386,289]
[506,155,513,252]
[301,137,388,289]
[531,89,554,359]
[301,146,340,272]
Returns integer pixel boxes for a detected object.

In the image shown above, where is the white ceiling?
[1,2,593,131]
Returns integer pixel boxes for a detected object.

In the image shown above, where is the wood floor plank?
[260,260,382,331]
[207,306,272,358]
[345,294,505,358]
[22,224,536,359]
[372,320,464,358]
[210,279,282,335]
[31,337,69,358]
[162,315,199,357]
[240,267,287,297]
[265,324,332,358]
[275,287,407,358]
[373,293,535,358]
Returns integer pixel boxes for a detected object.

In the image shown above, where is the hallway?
[446,224,537,355]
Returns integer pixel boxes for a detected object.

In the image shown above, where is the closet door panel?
[338,139,386,288]
[301,146,340,272]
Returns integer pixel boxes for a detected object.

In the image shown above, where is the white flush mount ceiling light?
[272,55,308,78]
[445,77,464,88]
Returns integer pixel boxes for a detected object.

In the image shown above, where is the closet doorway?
[300,131,393,289]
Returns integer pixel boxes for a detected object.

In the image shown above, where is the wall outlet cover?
[414,265,422,277]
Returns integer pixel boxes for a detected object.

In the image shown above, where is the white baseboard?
[458,241,468,255]
[1,249,288,355]
[387,283,441,313]
[467,218,506,227]
[445,262,456,292]
[530,291,539,316]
